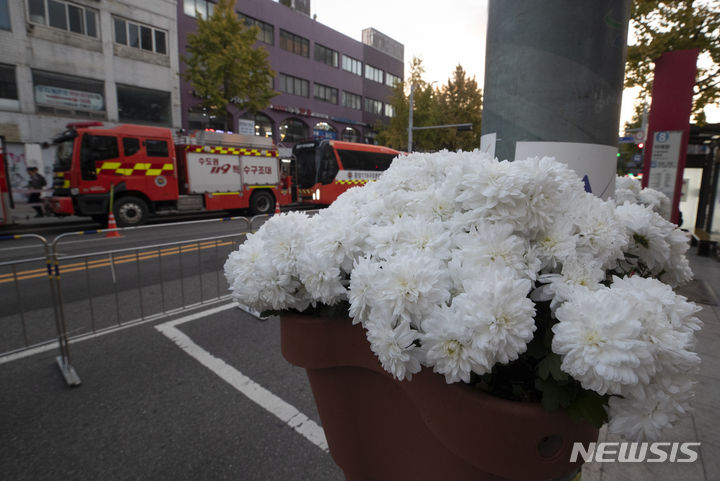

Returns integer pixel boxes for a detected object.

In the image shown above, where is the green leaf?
[535,378,577,412]
[537,353,568,382]
[567,390,610,428]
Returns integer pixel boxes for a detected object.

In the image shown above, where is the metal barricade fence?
[0,213,302,385]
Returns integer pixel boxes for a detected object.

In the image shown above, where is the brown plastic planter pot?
[280,312,599,481]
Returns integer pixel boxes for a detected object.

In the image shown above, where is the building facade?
[0,0,181,187]
[0,0,403,198]
[178,0,404,147]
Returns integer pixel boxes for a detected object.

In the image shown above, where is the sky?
[309,0,719,128]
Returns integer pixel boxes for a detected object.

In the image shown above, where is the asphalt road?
[0,303,345,481]
[0,216,262,356]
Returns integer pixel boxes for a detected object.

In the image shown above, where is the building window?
[384,103,395,117]
[117,84,171,126]
[0,64,17,100]
[341,127,360,142]
[239,13,273,45]
[113,17,167,55]
[0,0,10,31]
[341,91,361,110]
[188,106,226,131]
[313,83,338,104]
[279,29,309,57]
[314,44,338,68]
[313,122,337,140]
[364,98,382,115]
[365,65,383,84]
[183,0,213,18]
[33,69,105,117]
[342,55,362,76]
[28,0,98,38]
[278,118,308,143]
[385,72,401,87]
[278,73,308,97]
[254,113,273,139]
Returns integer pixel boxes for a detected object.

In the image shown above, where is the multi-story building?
[0,0,402,197]
[0,0,180,183]
[178,0,404,146]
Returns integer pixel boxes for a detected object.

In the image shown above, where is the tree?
[436,65,483,151]
[182,0,276,131]
[625,0,720,125]
[376,58,483,152]
[376,57,442,151]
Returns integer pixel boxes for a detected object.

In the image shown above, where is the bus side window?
[81,134,119,180]
[317,142,339,184]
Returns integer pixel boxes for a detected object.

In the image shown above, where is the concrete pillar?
[481,0,632,163]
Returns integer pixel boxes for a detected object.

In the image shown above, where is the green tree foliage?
[376,58,483,152]
[436,65,483,151]
[182,0,276,131]
[625,0,720,125]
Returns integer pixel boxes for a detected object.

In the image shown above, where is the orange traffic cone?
[274,201,281,215]
[106,213,122,238]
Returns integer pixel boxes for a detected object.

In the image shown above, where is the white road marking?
[155,305,329,452]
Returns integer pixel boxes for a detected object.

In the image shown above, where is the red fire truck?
[48,122,291,226]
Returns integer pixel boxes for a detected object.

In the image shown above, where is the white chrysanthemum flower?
[374,253,451,325]
[552,287,656,395]
[534,218,578,271]
[607,375,696,441]
[422,306,480,383]
[295,248,347,306]
[532,255,605,308]
[347,256,378,325]
[365,319,422,381]
[638,187,672,220]
[616,202,672,274]
[448,222,531,289]
[570,193,628,268]
[451,268,536,371]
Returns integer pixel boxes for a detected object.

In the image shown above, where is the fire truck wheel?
[114,196,148,227]
[249,190,274,216]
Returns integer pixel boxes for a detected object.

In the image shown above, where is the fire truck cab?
[48,122,289,226]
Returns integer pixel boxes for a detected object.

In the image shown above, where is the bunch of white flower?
[224,149,700,441]
[614,175,672,219]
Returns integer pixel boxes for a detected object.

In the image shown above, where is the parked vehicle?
[292,139,402,206]
[48,122,291,226]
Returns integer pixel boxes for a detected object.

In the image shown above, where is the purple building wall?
[176,0,404,146]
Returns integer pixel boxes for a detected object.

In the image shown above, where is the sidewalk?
[1,202,93,233]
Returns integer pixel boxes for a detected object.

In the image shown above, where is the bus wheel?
[249,190,274,216]
[114,196,148,227]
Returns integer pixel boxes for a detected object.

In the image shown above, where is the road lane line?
[155,309,329,453]
[0,240,236,283]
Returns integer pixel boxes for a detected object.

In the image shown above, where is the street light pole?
[408,83,415,153]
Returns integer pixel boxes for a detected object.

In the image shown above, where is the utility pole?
[408,84,414,153]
